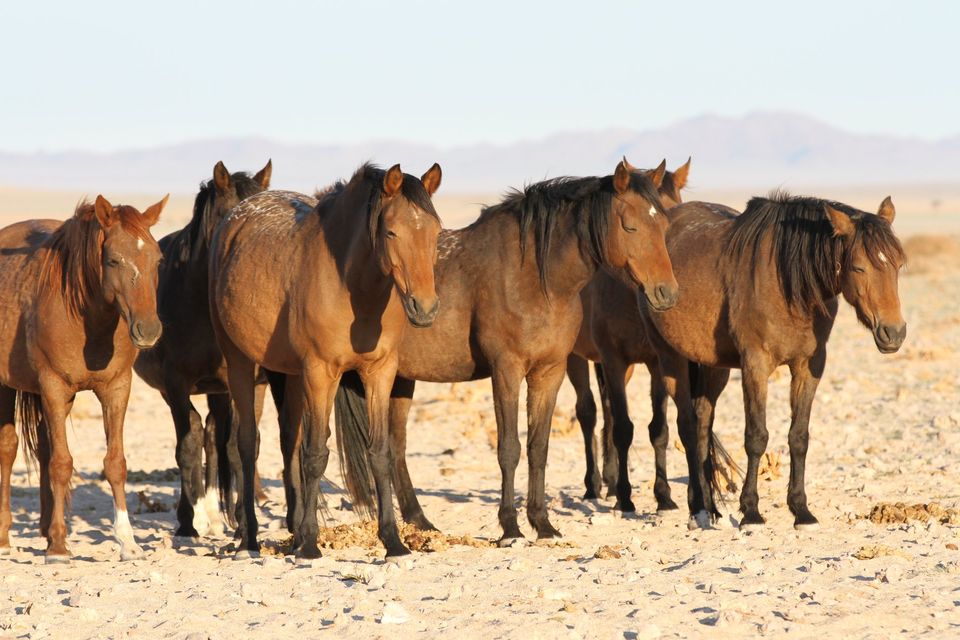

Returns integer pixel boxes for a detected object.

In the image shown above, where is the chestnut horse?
[641,193,905,529]
[0,196,165,562]
[335,159,679,546]
[134,160,271,537]
[209,163,442,558]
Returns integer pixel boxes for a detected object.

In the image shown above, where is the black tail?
[333,371,375,518]
[15,391,43,469]
[593,362,610,463]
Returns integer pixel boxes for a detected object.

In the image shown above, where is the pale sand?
[0,193,958,638]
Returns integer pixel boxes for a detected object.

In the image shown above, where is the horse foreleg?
[787,354,824,530]
[600,356,635,513]
[278,374,304,539]
[525,361,565,539]
[295,365,337,560]
[491,360,524,544]
[646,361,676,512]
[165,382,206,538]
[222,351,260,555]
[739,354,774,530]
[692,365,731,521]
[96,373,142,560]
[566,354,600,500]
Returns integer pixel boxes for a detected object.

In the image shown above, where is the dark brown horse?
[0,196,165,562]
[210,162,443,558]
[566,159,691,510]
[335,159,679,545]
[134,160,271,538]
[641,193,906,529]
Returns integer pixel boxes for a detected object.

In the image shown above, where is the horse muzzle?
[644,282,680,312]
[402,295,440,328]
[130,318,163,349]
[873,321,906,354]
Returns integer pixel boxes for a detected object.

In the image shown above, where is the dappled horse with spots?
[210,163,443,558]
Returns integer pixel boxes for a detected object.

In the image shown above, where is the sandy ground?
[0,204,959,638]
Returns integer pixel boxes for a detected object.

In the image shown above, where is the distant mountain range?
[1,112,957,194]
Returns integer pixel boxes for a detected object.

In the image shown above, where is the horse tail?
[15,391,43,468]
[212,397,233,516]
[333,371,375,519]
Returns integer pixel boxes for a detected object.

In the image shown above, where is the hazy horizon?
[2,1,958,154]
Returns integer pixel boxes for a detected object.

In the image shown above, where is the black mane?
[314,162,440,245]
[166,171,264,264]
[478,171,665,292]
[727,192,904,313]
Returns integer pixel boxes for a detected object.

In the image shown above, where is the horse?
[566,158,691,509]
[334,159,679,546]
[0,195,166,562]
[640,193,906,529]
[209,162,443,558]
[134,160,271,538]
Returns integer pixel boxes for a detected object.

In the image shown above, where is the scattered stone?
[380,602,410,624]
[594,545,622,560]
[507,559,525,572]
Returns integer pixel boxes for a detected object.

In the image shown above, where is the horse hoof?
[614,499,636,513]
[497,536,527,549]
[44,554,71,565]
[687,510,712,530]
[794,521,820,532]
[385,546,411,559]
[233,549,261,560]
[119,545,145,561]
[296,546,322,561]
[656,499,680,513]
[536,527,562,540]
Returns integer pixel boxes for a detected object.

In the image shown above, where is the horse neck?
[320,187,393,299]
[537,208,598,300]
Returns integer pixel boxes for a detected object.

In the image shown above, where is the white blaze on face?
[878,250,888,264]
[648,205,657,218]
[136,238,144,250]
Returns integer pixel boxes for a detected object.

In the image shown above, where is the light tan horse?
[0,196,165,562]
[209,163,442,558]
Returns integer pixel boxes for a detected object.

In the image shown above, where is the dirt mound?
[865,502,960,525]
[264,521,493,555]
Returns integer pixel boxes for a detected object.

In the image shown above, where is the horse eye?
[107,257,120,267]
[851,266,865,273]
[386,231,398,240]
[621,222,637,233]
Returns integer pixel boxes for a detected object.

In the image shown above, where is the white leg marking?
[114,507,143,560]
[203,487,224,537]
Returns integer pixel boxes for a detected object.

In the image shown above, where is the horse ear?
[93,195,118,228]
[141,194,169,227]
[825,204,855,237]
[213,161,232,194]
[420,163,442,196]
[613,159,631,194]
[621,156,637,173]
[877,196,896,224]
[383,164,404,197]
[254,159,272,190]
[649,159,667,189]
[673,157,691,190]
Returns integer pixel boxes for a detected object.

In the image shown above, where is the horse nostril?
[655,285,668,303]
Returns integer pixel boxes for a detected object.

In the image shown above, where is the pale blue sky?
[1,0,956,152]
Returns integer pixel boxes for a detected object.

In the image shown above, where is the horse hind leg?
[566,355,600,500]
[389,377,436,531]
[524,362,566,538]
[593,363,618,498]
[0,386,16,553]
